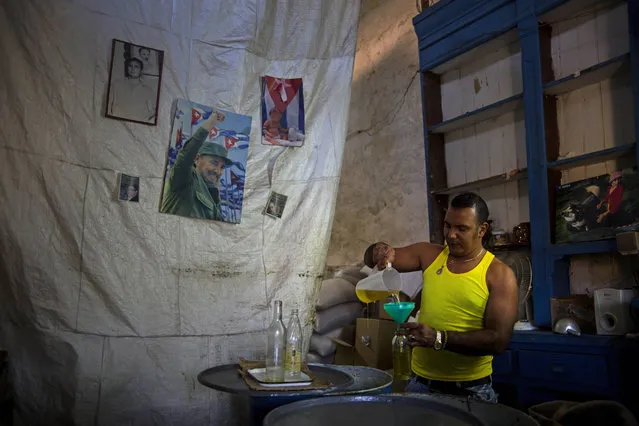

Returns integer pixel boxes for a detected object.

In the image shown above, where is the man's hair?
[450,192,492,247]
[364,243,376,268]
[139,47,151,54]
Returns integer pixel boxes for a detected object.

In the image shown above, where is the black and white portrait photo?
[105,39,164,125]
[263,191,288,219]
[118,173,140,203]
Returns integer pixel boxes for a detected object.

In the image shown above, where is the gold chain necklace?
[436,248,485,275]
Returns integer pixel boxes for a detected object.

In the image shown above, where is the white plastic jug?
[355,263,402,303]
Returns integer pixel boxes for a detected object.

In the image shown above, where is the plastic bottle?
[266,300,286,382]
[392,330,412,381]
[284,309,302,379]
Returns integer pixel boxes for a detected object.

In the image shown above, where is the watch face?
[434,331,442,350]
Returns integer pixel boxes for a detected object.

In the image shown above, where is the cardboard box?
[354,318,396,370]
[550,295,596,334]
[331,325,361,366]
[333,342,367,366]
[367,300,393,321]
[378,302,393,321]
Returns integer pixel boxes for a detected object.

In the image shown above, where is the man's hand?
[363,242,442,273]
[201,110,226,131]
[399,322,435,348]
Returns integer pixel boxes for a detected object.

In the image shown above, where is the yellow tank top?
[411,246,494,381]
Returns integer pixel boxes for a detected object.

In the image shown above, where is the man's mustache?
[203,170,220,178]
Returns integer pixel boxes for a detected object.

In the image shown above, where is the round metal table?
[197,364,393,425]
[263,393,540,426]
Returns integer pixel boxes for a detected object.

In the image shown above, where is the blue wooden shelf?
[543,54,629,96]
[428,93,523,134]
[414,1,519,73]
[547,143,636,171]
[431,168,527,195]
[414,0,639,411]
[548,239,617,256]
[538,0,626,24]
[429,30,520,74]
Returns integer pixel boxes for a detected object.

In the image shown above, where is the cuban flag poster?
[261,76,305,147]
[160,99,252,224]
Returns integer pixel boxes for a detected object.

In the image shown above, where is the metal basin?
[263,394,486,426]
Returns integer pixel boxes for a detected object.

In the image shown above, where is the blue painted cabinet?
[413,0,639,411]
[414,0,639,328]
[492,332,639,413]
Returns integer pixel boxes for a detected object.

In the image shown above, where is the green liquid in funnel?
[384,302,415,324]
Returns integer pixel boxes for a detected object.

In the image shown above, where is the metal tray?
[247,368,312,387]
[197,363,356,396]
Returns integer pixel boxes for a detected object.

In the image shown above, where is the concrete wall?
[326,0,430,266]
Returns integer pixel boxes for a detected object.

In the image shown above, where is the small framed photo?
[263,192,288,219]
[118,173,140,202]
[105,39,164,125]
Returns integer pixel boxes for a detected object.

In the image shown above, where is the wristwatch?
[433,330,443,351]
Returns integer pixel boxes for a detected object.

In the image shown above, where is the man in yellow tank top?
[364,192,518,402]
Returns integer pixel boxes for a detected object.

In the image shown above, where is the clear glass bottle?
[392,330,412,381]
[266,300,286,382]
[284,309,302,379]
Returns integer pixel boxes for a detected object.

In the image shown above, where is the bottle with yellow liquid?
[284,309,302,379]
[383,300,415,382]
[355,262,402,303]
[392,331,412,381]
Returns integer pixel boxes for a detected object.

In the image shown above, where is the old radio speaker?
[594,288,637,335]
[616,231,639,255]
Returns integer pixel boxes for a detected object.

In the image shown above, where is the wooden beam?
[422,72,447,244]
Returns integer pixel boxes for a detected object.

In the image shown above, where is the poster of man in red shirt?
[555,168,639,244]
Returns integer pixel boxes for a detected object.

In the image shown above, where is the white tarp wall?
[0,0,359,424]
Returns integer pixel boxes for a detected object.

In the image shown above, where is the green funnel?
[383,302,415,324]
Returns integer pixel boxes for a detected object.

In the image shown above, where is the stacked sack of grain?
[307,266,367,364]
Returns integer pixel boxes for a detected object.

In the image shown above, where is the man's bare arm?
[444,261,518,355]
[363,242,443,273]
[169,112,225,190]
